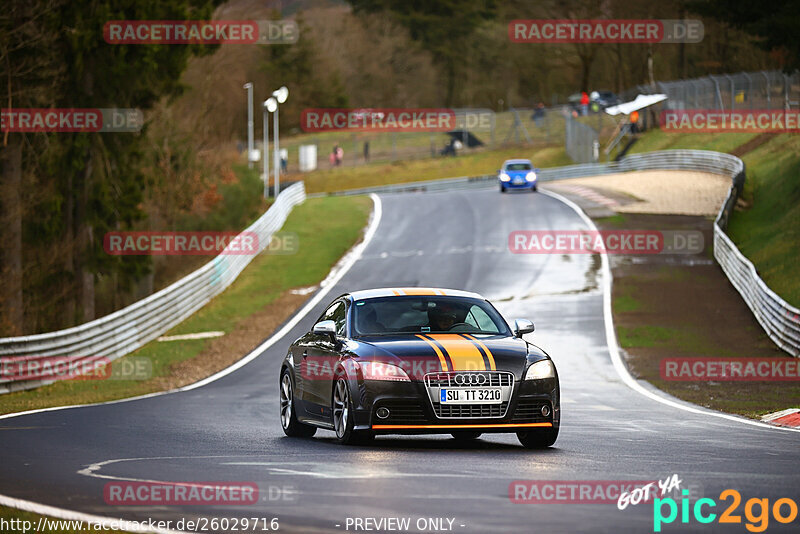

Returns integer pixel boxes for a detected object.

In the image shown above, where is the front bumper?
[500,179,536,190]
[351,378,559,434]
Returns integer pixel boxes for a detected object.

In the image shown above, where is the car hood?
[351,334,546,380]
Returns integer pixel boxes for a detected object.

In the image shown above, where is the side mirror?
[513,318,535,338]
[312,320,337,344]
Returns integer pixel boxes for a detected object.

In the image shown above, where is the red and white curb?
[761,408,800,428]
[550,184,620,209]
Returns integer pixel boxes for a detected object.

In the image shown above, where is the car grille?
[424,371,514,419]
[511,397,552,424]
[437,402,509,418]
[373,399,426,424]
[424,371,513,388]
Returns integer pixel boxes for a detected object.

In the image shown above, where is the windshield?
[352,296,510,336]
[505,163,532,171]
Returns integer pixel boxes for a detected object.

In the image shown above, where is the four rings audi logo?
[453,373,487,386]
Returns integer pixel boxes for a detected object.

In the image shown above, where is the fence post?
[785,73,791,111]
[742,72,753,110]
[761,71,771,108]
[724,74,735,110]
[710,76,723,111]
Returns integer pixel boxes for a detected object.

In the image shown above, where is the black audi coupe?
[279,288,560,448]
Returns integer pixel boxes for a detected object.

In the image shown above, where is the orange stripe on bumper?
[372,422,553,430]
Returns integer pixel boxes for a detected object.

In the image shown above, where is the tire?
[532,185,537,192]
[279,370,317,438]
[517,427,558,449]
[333,377,373,445]
[500,185,507,193]
[451,431,482,441]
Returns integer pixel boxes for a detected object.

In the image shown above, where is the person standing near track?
[630,110,640,134]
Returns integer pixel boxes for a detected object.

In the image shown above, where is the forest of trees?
[1,0,796,336]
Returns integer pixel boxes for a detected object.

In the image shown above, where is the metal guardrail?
[314,149,799,357]
[0,182,307,393]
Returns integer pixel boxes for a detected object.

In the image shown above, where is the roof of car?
[503,159,532,166]
[348,288,485,301]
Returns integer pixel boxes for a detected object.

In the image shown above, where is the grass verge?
[0,196,372,416]
[627,129,757,155]
[598,213,800,419]
[728,134,800,307]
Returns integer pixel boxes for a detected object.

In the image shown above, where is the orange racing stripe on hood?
[415,334,449,372]
[463,334,496,371]
[427,334,486,371]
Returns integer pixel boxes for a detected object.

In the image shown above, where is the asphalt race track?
[2,188,799,533]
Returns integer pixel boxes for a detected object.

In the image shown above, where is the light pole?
[262,99,273,198]
[271,86,288,197]
[243,82,254,169]
[264,97,277,198]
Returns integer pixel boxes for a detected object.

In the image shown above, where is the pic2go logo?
[654,489,798,532]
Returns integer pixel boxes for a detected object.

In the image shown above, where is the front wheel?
[517,427,558,449]
[280,370,316,438]
[333,377,373,445]
[531,185,537,192]
[500,184,506,193]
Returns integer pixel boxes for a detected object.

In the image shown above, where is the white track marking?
[0,194,382,423]
[78,456,472,483]
[157,331,225,342]
[540,188,800,434]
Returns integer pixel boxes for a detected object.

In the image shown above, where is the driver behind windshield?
[427,302,464,332]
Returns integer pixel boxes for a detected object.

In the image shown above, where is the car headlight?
[524,360,554,380]
[526,172,537,182]
[359,362,411,382]
[499,173,510,182]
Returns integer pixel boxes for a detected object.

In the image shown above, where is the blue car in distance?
[498,159,538,193]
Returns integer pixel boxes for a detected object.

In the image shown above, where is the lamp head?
[273,86,289,104]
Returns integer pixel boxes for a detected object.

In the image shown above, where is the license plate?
[439,388,502,404]
[512,178,524,184]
